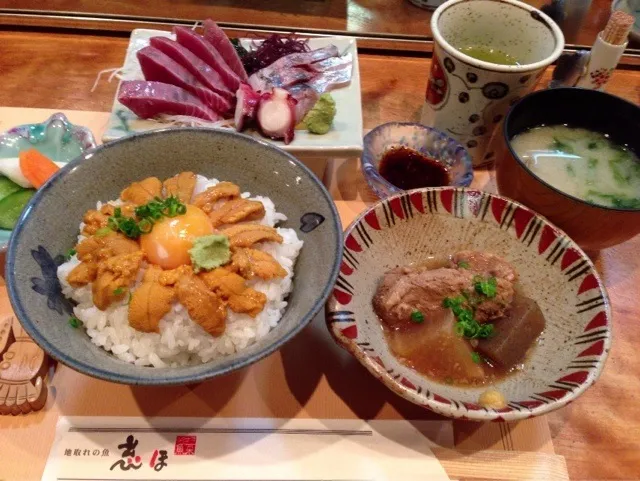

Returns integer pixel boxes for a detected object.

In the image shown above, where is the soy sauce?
[378,146,451,190]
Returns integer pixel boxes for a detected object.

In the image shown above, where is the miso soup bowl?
[326,187,611,422]
[496,88,640,251]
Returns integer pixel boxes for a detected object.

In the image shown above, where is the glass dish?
[361,122,473,199]
[0,113,96,248]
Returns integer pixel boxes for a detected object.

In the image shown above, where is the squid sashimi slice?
[234,83,261,132]
[256,88,297,144]
[137,46,232,115]
[149,36,234,99]
[118,80,221,121]
[202,19,248,80]
[174,27,242,91]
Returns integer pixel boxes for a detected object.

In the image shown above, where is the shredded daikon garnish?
[156,115,235,130]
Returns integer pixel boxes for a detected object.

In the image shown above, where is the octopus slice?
[163,171,197,203]
[221,224,283,248]
[92,251,144,310]
[120,177,162,205]
[176,274,226,336]
[230,248,286,280]
[128,266,175,333]
[193,182,240,213]
[208,198,265,228]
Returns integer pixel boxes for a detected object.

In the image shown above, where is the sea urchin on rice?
[57,175,303,367]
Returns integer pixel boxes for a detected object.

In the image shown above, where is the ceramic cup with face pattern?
[420,0,564,167]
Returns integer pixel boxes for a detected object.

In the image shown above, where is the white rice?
[57,175,303,367]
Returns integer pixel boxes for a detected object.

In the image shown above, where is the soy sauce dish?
[496,88,640,251]
[361,123,473,199]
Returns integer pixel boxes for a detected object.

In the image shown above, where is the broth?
[511,125,640,209]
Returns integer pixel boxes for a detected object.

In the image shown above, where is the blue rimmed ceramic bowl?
[362,122,473,199]
[0,113,96,248]
[6,128,342,385]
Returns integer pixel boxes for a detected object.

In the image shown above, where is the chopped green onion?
[587,141,599,150]
[457,260,470,269]
[69,317,81,328]
[473,275,497,298]
[113,287,125,296]
[471,352,482,364]
[138,218,153,234]
[65,248,77,261]
[410,310,425,323]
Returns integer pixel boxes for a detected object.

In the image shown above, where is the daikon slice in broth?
[511,125,640,209]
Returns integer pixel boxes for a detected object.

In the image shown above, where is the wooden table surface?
[0,28,639,481]
[1,0,636,49]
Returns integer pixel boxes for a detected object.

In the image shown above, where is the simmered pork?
[374,252,545,388]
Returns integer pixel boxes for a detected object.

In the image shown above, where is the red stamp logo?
[174,435,197,455]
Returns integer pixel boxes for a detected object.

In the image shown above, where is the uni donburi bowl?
[7,128,342,385]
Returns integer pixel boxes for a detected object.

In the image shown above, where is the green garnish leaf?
[471,352,482,364]
[410,310,425,323]
[588,158,598,169]
[69,317,81,328]
[587,141,600,150]
[457,260,470,269]
[473,275,498,298]
[65,248,77,261]
[609,156,632,186]
[113,287,125,296]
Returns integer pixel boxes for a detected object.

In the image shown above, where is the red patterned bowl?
[325,187,612,421]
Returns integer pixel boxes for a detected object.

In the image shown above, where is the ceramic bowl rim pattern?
[6,127,343,385]
[361,122,474,198]
[504,87,640,213]
[431,0,565,73]
[325,186,612,421]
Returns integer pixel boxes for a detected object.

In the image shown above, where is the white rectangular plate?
[103,29,363,158]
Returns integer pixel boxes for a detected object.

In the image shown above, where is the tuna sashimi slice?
[174,27,242,91]
[149,36,233,100]
[118,80,220,121]
[137,46,232,115]
[203,19,248,81]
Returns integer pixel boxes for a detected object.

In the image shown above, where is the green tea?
[458,45,520,66]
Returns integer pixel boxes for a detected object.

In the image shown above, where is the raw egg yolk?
[140,205,213,269]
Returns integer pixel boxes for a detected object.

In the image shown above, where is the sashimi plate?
[103,29,363,158]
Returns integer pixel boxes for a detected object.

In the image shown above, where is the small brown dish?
[495,88,640,251]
